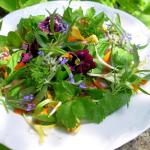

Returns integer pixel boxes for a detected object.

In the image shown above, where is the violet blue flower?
[68,73,75,84]
[38,50,44,56]
[23,94,34,102]
[59,57,68,65]
[79,83,86,89]
[23,95,30,101]
[26,103,35,112]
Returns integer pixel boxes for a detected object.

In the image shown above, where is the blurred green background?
[0,0,149,149]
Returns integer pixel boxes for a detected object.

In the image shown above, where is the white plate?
[0,1,150,150]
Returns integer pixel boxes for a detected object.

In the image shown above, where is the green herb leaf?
[56,101,78,128]
[7,31,23,48]
[0,35,7,47]
[7,50,24,74]
[52,81,80,102]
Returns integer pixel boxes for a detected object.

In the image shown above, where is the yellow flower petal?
[71,26,85,41]
[85,34,99,44]
[2,47,9,52]
[63,53,73,59]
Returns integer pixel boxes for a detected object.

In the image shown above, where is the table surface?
[117,128,150,150]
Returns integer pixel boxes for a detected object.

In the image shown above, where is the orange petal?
[140,79,148,85]
[14,62,26,71]
[40,108,49,115]
[131,84,139,92]
[14,108,27,115]
[4,71,8,79]
[68,36,77,42]
[103,50,111,63]
[63,53,73,59]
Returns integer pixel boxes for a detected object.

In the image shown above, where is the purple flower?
[68,73,75,84]
[26,103,35,112]
[23,95,30,101]
[37,50,44,56]
[59,57,68,65]
[23,94,34,101]
[29,94,34,100]
[38,15,68,34]
[38,17,50,33]
[21,53,32,63]
[68,49,96,74]
[79,83,86,89]
[21,40,40,57]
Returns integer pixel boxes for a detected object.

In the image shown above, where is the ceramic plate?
[0,1,150,150]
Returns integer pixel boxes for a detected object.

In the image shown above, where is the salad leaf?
[72,97,105,123]
[100,91,131,116]
[63,7,83,24]
[7,50,24,73]
[56,100,78,128]
[85,7,96,18]
[7,31,23,48]
[112,47,133,68]
[57,89,131,128]
[0,35,7,47]
[52,81,80,102]
[17,15,45,41]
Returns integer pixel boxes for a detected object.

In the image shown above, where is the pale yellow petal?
[85,34,99,44]
[71,26,85,41]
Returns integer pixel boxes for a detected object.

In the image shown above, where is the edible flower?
[23,94,34,101]
[14,62,26,71]
[21,53,32,63]
[58,57,68,65]
[26,103,36,112]
[68,26,98,44]
[68,49,96,74]
[37,50,44,56]
[68,73,75,84]
[79,83,86,89]
[0,47,10,61]
[21,40,39,57]
[38,15,68,34]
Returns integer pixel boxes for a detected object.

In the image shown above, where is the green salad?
[0,6,150,137]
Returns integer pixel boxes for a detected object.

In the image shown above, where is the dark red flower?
[69,49,96,74]
[21,40,40,57]
[38,15,68,34]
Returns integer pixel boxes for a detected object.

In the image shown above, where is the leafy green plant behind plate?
[0,144,11,150]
